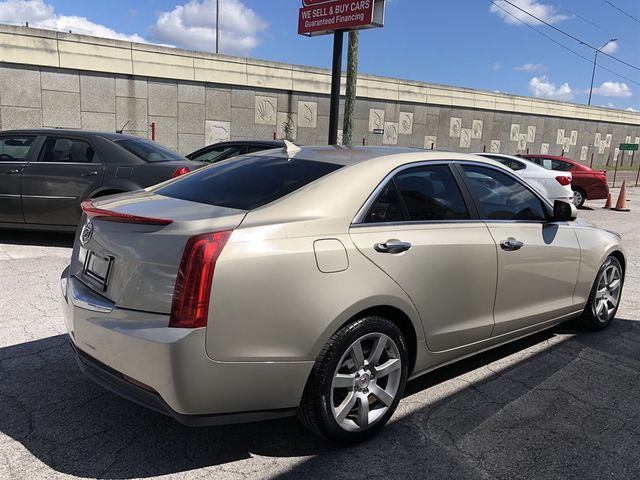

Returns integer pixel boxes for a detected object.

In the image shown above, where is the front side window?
[0,136,36,161]
[364,164,470,223]
[462,164,547,221]
[40,137,95,163]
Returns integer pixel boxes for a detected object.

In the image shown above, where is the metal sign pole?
[328,30,344,145]
[612,156,619,189]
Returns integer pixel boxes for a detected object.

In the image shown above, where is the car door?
[350,162,498,352]
[21,135,105,226]
[458,163,581,336]
[0,134,40,224]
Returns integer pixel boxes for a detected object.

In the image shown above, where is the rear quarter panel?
[572,173,608,200]
[572,226,625,306]
[205,224,425,363]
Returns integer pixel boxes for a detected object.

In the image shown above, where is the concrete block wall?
[1,24,640,165]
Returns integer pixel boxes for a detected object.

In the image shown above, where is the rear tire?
[572,188,586,208]
[580,256,623,330]
[297,316,408,444]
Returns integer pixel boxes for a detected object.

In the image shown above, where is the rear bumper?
[61,266,312,423]
[586,185,609,200]
[70,341,295,426]
[574,178,609,200]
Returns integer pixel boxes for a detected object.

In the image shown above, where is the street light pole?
[588,50,598,106]
[215,0,219,54]
[588,38,617,106]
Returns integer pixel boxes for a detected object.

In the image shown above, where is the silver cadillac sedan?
[61,145,625,443]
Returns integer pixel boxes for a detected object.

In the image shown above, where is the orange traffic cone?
[612,180,630,212]
[603,192,612,209]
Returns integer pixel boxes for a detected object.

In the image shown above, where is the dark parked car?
[0,129,201,231]
[519,154,609,208]
[186,139,285,163]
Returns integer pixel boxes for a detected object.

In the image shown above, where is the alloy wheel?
[330,333,402,432]
[573,190,583,207]
[595,264,622,323]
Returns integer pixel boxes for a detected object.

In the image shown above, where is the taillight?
[81,200,173,225]
[169,230,232,328]
[555,176,571,186]
[172,166,190,178]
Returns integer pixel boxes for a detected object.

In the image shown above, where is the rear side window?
[155,156,342,210]
[551,160,573,171]
[395,166,470,221]
[115,138,183,162]
[247,145,277,154]
[365,164,470,223]
[0,136,36,161]
[365,181,404,223]
[191,145,244,163]
[494,157,526,171]
[40,137,95,163]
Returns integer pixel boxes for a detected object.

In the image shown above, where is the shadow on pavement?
[0,230,75,248]
[1,320,639,479]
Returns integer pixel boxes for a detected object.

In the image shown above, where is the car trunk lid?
[70,190,246,314]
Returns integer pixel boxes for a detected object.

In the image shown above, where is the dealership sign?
[298,0,385,36]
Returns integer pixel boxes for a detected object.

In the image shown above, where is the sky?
[0,0,639,111]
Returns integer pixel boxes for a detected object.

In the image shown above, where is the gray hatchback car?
[0,129,201,231]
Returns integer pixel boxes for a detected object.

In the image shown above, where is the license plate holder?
[83,251,113,292]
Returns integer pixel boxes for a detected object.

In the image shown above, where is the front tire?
[297,316,409,444]
[581,256,623,330]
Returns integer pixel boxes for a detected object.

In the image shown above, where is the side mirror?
[552,200,577,222]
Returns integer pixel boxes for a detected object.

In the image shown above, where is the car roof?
[0,128,144,142]
[251,145,510,169]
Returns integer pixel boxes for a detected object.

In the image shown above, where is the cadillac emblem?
[80,220,94,246]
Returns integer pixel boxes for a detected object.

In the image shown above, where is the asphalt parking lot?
[1,188,639,480]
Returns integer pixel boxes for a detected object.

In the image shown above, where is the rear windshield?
[115,138,184,162]
[154,156,343,210]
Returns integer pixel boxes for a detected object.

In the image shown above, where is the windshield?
[115,138,184,162]
[154,155,343,210]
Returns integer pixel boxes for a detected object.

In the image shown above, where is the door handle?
[80,170,99,177]
[6,169,21,175]
[500,238,524,251]
[374,239,412,254]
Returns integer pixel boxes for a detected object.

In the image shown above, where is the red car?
[519,154,609,208]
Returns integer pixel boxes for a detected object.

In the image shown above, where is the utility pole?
[588,38,616,106]
[215,0,220,54]
[342,31,359,146]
